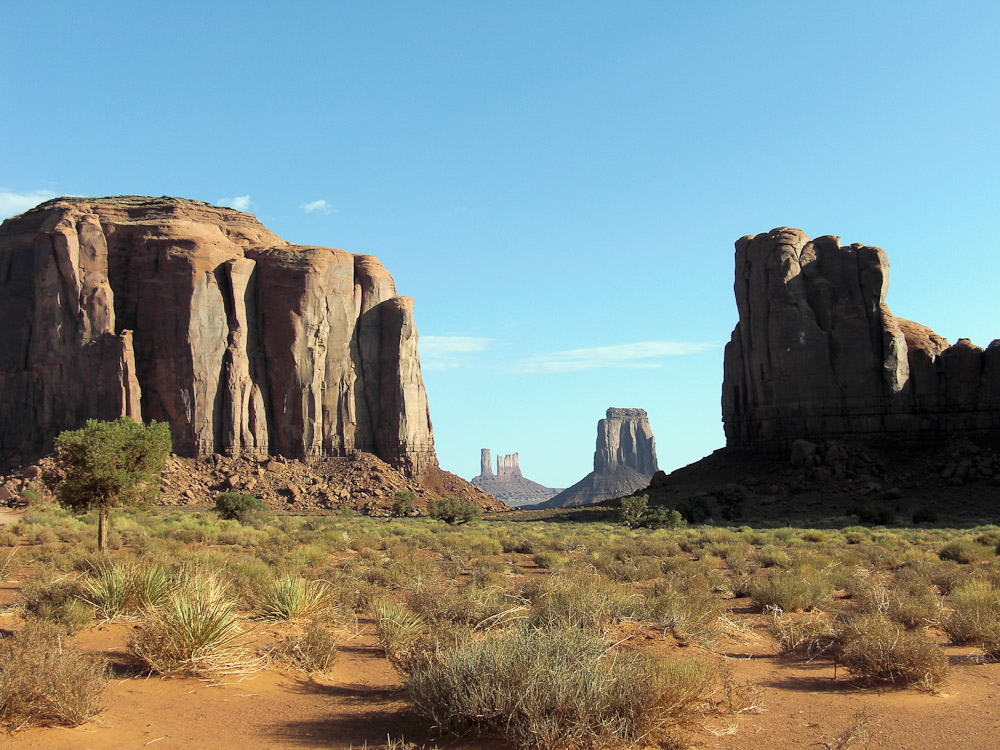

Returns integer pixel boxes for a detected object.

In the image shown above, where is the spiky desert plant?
[255,575,333,620]
[81,559,174,620]
[129,572,259,678]
[371,600,426,673]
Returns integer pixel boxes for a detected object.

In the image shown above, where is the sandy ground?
[1,564,999,750]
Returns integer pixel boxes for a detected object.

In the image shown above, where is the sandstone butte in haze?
[0,196,438,477]
[470,449,561,507]
[539,408,658,508]
[723,227,1000,451]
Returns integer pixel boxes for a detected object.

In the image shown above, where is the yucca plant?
[255,575,332,620]
[371,600,426,673]
[81,559,174,620]
[129,573,259,678]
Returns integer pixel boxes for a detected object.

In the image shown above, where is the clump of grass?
[276,619,340,673]
[836,614,947,691]
[20,571,93,635]
[527,571,641,630]
[129,573,260,678]
[939,539,994,564]
[942,578,1000,654]
[0,547,20,581]
[646,576,724,646]
[0,620,109,728]
[853,578,941,629]
[255,575,333,621]
[404,625,716,750]
[749,568,832,612]
[80,559,174,620]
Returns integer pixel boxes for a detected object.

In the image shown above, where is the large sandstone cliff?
[0,196,436,476]
[723,228,1000,451]
[540,408,658,508]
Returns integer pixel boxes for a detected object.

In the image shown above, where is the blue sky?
[3,2,998,487]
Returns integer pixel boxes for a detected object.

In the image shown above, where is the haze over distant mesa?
[723,228,1000,452]
[470,449,561,507]
[539,408,658,509]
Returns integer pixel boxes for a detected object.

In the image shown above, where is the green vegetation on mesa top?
[10,493,1000,744]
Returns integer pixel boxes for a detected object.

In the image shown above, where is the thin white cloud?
[217,195,251,212]
[300,199,333,214]
[420,335,494,371]
[516,340,717,374]
[0,189,59,219]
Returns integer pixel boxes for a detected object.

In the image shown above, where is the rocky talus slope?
[0,196,437,476]
[723,227,1000,452]
[539,408,658,508]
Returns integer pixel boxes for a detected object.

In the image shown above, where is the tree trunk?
[98,506,109,552]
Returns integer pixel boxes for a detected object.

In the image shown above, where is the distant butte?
[470,449,560,507]
[539,408,658,509]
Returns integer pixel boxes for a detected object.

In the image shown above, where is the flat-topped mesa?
[540,407,658,508]
[722,227,1000,452]
[0,196,438,477]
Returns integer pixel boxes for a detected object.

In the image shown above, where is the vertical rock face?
[0,196,438,476]
[480,448,494,477]
[723,227,1000,451]
[497,452,522,478]
[540,408,658,508]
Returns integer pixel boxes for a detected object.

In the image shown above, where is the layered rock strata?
[723,228,1000,452]
[470,448,560,506]
[540,408,658,508]
[0,196,436,476]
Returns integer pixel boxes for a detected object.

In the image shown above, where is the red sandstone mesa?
[0,196,436,476]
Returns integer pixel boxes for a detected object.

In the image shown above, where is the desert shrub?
[676,496,711,524]
[849,504,897,525]
[939,539,994,564]
[942,579,1000,652]
[618,495,649,529]
[912,506,939,524]
[20,573,93,634]
[276,619,339,673]
[716,484,750,521]
[836,614,947,690]
[0,530,18,548]
[647,575,724,646]
[754,545,791,568]
[768,609,838,660]
[428,498,480,525]
[0,620,109,728]
[852,578,940,629]
[532,551,569,570]
[749,568,831,612]
[404,625,716,749]
[255,575,333,620]
[214,492,271,526]
[129,573,258,678]
[391,491,417,517]
[527,572,641,630]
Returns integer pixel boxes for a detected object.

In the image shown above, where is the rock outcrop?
[723,228,1000,452]
[470,448,561,506]
[539,408,658,508]
[0,196,437,476]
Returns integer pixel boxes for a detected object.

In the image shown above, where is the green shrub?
[20,573,93,634]
[392,491,417,517]
[0,620,109,728]
[428,497,480,525]
[404,625,716,749]
[849,504,897,525]
[214,493,271,525]
[836,614,947,690]
[676,496,711,524]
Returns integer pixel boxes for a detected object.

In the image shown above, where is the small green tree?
[214,492,270,525]
[428,497,480,525]
[392,490,416,517]
[48,418,171,551]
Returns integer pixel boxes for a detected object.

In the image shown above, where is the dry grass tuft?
[836,614,947,691]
